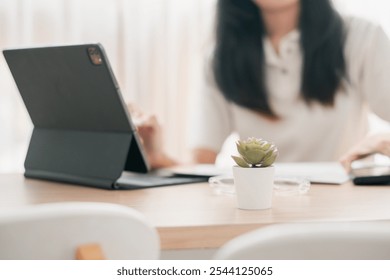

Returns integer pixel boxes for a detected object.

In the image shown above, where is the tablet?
[3,44,208,189]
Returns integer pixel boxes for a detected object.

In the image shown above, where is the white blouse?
[189,17,390,162]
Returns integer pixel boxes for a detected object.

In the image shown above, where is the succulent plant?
[232,137,278,168]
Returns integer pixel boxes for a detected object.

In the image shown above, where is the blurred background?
[0,0,389,172]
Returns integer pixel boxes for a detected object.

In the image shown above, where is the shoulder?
[343,16,380,34]
[343,16,387,50]
[342,15,389,66]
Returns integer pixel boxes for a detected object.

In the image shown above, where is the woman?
[138,0,390,170]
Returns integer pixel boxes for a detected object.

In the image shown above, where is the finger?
[339,155,355,173]
[127,103,149,122]
[376,137,390,156]
[138,115,160,131]
[126,102,142,112]
[339,151,371,172]
[132,113,154,127]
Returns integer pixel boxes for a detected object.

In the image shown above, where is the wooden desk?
[1,173,390,250]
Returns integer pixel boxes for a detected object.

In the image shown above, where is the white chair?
[0,202,159,260]
[214,221,390,260]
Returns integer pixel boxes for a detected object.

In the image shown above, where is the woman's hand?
[127,104,177,169]
[339,132,390,172]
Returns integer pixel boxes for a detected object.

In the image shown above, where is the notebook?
[169,162,350,185]
[3,44,208,189]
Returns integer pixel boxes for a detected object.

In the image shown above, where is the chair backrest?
[214,221,390,260]
[0,202,159,260]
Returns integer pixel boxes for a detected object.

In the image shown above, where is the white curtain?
[0,0,389,172]
[0,0,216,172]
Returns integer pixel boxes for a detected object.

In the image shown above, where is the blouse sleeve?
[187,70,233,153]
[360,24,390,121]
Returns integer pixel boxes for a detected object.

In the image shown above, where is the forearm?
[192,148,217,164]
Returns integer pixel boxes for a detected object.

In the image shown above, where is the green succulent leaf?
[236,141,247,157]
[231,156,250,168]
[233,137,278,167]
[260,142,271,150]
[241,149,266,165]
[261,149,278,167]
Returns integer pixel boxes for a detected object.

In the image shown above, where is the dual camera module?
[87,47,103,65]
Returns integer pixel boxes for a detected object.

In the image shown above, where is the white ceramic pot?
[232,165,275,210]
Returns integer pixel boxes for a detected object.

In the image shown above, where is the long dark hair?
[212,0,346,118]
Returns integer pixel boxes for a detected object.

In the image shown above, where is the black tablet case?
[3,44,149,189]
